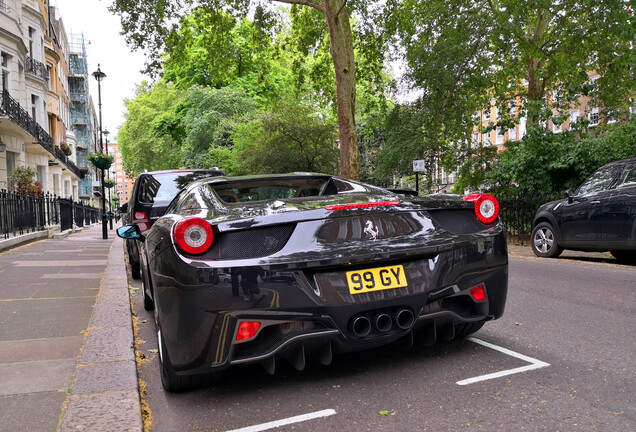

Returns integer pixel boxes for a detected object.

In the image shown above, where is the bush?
[8,166,42,196]
[486,119,636,195]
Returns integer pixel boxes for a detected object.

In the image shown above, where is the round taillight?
[463,194,500,224]
[173,217,214,255]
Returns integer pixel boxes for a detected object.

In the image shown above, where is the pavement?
[0,223,143,432]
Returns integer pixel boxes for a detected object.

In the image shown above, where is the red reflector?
[236,321,262,341]
[133,211,150,232]
[325,201,400,211]
[470,285,487,302]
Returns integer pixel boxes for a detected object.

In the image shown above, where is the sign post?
[413,160,425,195]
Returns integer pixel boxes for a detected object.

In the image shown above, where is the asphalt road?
[130,246,635,432]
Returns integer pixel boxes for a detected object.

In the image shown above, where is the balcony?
[25,56,48,82]
[1,90,81,178]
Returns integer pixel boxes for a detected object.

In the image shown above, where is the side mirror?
[564,189,574,204]
[116,225,144,242]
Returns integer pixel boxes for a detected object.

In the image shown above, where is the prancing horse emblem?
[364,220,379,241]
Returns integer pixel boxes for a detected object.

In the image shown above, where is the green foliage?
[180,86,259,169]
[8,166,42,196]
[118,80,184,175]
[87,152,115,169]
[357,115,388,185]
[487,120,636,195]
[230,98,339,175]
[61,143,72,156]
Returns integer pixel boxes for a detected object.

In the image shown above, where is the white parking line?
[456,337,550,386]
[224,409,337,432]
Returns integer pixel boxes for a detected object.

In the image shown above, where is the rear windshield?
[207,176,384,204]
[138,171,224,204]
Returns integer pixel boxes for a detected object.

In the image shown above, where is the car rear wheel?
[611,250,636,264]
[531,222,563,258]
[154,307,221,392]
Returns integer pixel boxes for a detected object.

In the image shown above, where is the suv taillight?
[133,211,150,232]
[173,217,214,255]
[462,194,500,224]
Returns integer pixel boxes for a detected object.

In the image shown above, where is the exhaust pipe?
[351,316,371,337]
[393,309,415,330]
[374,313,392,332]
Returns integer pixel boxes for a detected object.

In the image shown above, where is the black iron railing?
[0,190,101,239]
[497,191,563,245]
[1,90,82,177]
[25,57,48,81]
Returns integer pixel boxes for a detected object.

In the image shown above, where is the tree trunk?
[323,0,359,180]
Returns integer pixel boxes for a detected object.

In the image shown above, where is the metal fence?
[0,190,101,239]
[498,191,562,245]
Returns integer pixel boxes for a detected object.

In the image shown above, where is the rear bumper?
[151,226,508,376]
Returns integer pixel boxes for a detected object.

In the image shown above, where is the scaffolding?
[68,33,94,201]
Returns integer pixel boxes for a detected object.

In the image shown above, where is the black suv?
[122,169,226,278]
[531,157,636,263]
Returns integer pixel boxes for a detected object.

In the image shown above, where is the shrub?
[8,166,41,196]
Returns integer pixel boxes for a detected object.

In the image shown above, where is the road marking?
[456,337,550,386]
[41,273,103,279]
[13,260,106,267]
[224,409,337,432]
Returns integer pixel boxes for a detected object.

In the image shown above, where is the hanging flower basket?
[87,152,114,169]
[103,179,116,188]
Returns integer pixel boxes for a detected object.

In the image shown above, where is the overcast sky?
[52,0,149,138]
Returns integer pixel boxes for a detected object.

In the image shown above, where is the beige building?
[0,0,87,197]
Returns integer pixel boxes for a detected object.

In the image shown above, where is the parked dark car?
[123,169,225,279]
[117,173,508,392]
[531,156,636,263]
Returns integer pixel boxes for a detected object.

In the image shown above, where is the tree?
[391,0,633,130]
[118,80,184,175]
[382,0,494,192]
[110,0,394,180]
[179,86,259,168]
[230,97,339,174]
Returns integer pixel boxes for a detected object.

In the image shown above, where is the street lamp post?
[103,128,113,230]
[92,64,107,240]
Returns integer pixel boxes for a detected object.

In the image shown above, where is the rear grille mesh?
[428,209,493,234]
[186,224,295,260]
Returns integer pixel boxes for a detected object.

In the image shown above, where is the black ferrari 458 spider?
[118,173,508,391]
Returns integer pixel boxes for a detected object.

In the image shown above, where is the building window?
[484,108,490,121]
[472,132,479,147]
[28,27,36,57]
[570,110,580,125]
[31,94,39,121]
[36,165,46,190]
[589,107,599,126]
[553,120,562,133]
[6,151,17,178]
[1,52,9,93]
[496,127,504,145]
[509,127,517,141]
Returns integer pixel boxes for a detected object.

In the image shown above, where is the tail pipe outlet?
[393,308,415,330]
[351,315,372,337]
[374,313,393,332]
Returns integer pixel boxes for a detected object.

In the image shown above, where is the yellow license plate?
[346,265,407,295]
